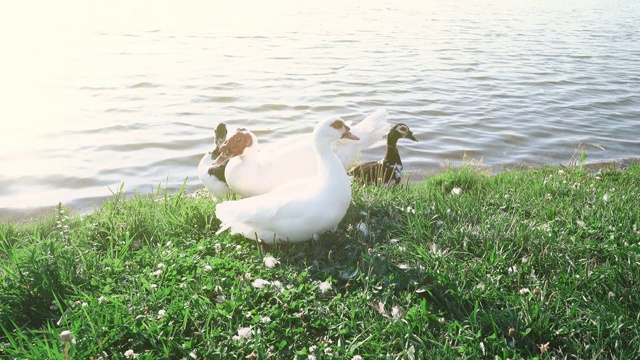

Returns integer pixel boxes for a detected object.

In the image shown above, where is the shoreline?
[2,156,638,224]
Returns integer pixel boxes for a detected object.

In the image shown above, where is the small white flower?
[124,349,138,359]
[324,347,333,355]
[237,327,253,339]
[232,335,241,341]
[244,273,252,281]
[82,302,88,308]
[318,281,332,293]
[391,305,404,320]
[603,193,610,202]
[214,243,222,252]
[157,263,165,269]
[508,265,518,276]
[263,256,280,269]
[558,169,565,175]
[158,309,166,317]
[150,284,158,290]
[451,187,462,195]
[98,296,107,304]
[151,269,163,277]
[519,288,531,295]
[358,222,369,237]
[236,245,242,252]
[59,330,75,344]
[204,264,213,272]
[352,356,363,360]
[271,280,284,292]
[308,355,316,360]
[309,345,317,352]
[252,279,271,289]
[260,316,271,324]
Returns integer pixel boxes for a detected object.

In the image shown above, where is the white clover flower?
[519,288,531,295]
[251,279,271,289]
[352,356,363,360]
[318,281,332,293]
[59,330,75,344]
[263,256,280,269]
[451,187,462,195]
[204,264,213,272]
[391,305,404,320]
[157,263,165,269]
[98,296,107,304]
[82,302,88,308]
[150,284,158,290]
[158,309,166,317]
[124,349,138,358]
[508,265,518,276]
[214,243,222,252]
[358,223,369,237]
[237,327,253,340]
[260,316,271,324]
[603,193,610,202]
[271,280,284,292]
[151,269,163,277]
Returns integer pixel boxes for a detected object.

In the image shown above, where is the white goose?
[197,123,231,198]
[214,117,359,243]
[213,109,389,197]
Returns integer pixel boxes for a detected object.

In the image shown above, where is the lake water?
[1,0,639,221]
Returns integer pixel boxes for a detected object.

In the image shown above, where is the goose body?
[214,109,390,198]
[215,117,358,243]
[197,123,231,198]
[349,123,417,185]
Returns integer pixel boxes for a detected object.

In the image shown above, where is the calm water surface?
[1,0,639,220]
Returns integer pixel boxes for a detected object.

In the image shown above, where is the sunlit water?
[1,0,639,220]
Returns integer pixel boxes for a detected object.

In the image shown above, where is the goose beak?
[342,130,360,141]
[213,151,232,166]
[407,132,418,142]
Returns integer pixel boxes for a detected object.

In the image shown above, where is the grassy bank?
[1,163,639,359]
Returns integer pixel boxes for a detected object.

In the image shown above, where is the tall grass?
[1,163,639,359]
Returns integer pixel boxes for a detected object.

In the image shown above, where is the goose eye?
[330,120,343,129]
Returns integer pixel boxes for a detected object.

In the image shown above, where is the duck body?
[215,117,358,243]
[198,123,231,198]
[349,123,417,185]
[215,109,389,198]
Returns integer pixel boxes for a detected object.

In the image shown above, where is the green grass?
[1,164,639,359]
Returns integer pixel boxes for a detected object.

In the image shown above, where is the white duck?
[214,109,389,197]
[214,117,359,243]
[197,123,231,198]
